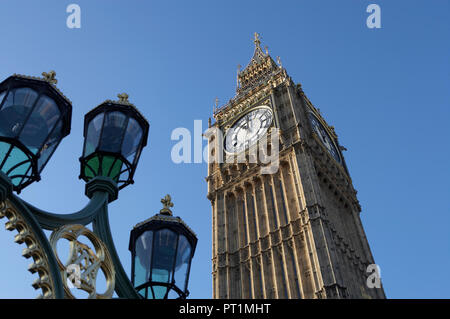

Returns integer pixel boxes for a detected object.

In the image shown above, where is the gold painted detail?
[41,70,57,85]
[0,200,57,299]
[117,92,130,104]
[11,72,72,104]
[90,96,149,126]
[215,68,287,124]
[160,194,174,215]
[225,32,281,102]
[49,224,115,299]
[133,213,198,237]
[215,89,273,126]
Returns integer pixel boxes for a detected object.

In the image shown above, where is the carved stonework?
[218,253,227,268]
[281,224,292,240]
[292,218,301,233]
[270,229,281,245]
[261,235,270,251]
[240,246,250,261]
[209,34,385,299]
[250,242,259,256]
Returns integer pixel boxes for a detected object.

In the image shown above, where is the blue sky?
[0,0,449,298]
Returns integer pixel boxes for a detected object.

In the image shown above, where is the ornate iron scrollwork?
[49,224,115,299]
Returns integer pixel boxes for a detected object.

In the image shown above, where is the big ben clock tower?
[206,33,385,299]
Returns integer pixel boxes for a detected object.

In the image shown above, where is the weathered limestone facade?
[206,35,385,299]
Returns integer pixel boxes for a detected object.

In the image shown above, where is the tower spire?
[249,32,267,64]
[233,33,278,94]
[253,32,261,47]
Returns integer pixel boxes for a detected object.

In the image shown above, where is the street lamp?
[80,92,149,190]
[0,71,197,299]
[0,72,71,192]
[129,195,197,299]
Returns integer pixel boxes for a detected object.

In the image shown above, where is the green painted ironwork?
[93,205,141,299]
[0,73,151,299]
[0,172,64,298]
[0,173,141,299]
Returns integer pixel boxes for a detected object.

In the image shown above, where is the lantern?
[0,72,72,192]
[80,93,149,190]
[129,195,197,299]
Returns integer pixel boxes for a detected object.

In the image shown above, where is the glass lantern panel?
[99,111,127,153]
[84,113,104,157]
[121,118,143,164]
[84,155,100,179]
[137,288,146,298]
[19,95,60,153]
[37,121,62,172]
[132,145,142,166]
[151,229,178,284]
[101,155,123,181]
[118,168,129,183]
[134,231,153,288]
[7,159,31,184]
[0,91,6,108]
[174,234,192,292]
[0,142,11,168]
[168,289,180,299]
[0,88,39,139]
[152,285,168,299]
[1,146,30,186]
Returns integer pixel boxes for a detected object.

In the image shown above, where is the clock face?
[308,112,342,164]
[224,107,273,154]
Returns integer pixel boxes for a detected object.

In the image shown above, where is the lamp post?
[0,71,195,299]
[129,195,197,299]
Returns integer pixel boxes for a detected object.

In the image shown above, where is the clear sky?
[0,0,449,299]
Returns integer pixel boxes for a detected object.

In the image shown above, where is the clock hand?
[246,115,253,134]
[241,117,249,130]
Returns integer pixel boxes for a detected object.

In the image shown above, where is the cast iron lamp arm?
[22,192,109,230]
[21,176,119,230]
[9,175,140,298]
[25,176,140,298]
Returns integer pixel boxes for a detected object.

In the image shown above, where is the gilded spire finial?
[42,70,57,85]
[160,194,174,215]
[254,32,261,47]
[117,92,129,103]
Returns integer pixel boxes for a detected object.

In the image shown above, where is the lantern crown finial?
[160,194,173,215]
[41,70,57,84]
[117,92,130,104]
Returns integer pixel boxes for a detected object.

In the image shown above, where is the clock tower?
[206,33,385,299]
